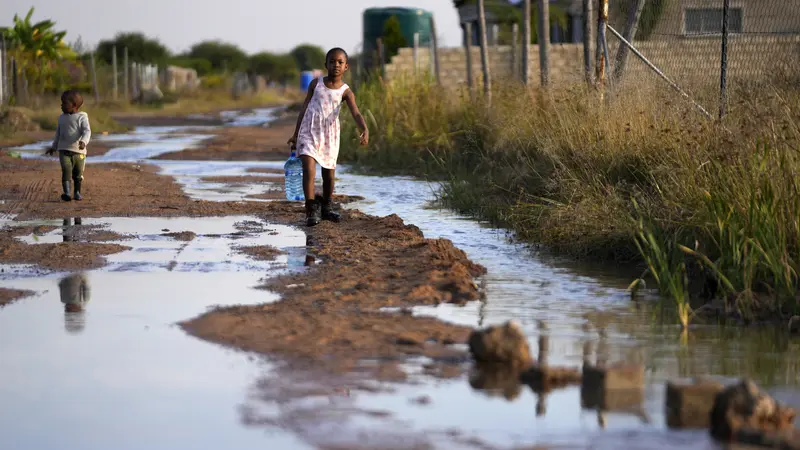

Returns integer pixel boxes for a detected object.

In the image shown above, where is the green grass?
[340,75,800,324]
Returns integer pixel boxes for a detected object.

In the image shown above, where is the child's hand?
[45,147,55,156]
[287,136,297,150]
[359,131,369,147]
[78,141,86,150]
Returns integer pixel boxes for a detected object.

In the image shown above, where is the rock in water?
[468,320,532,368]
[710,379,797,441]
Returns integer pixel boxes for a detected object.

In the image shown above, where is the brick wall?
[385,35,800,92]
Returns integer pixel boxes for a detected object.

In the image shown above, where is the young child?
[288,47,369,227]
[46,90,91,202]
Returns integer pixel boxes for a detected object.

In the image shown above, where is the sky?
[4,0,464,55]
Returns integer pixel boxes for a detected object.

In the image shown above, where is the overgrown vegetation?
[340,75,800,324]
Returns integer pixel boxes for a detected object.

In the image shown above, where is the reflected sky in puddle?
[4,108,800,449]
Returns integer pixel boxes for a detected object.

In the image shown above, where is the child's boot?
[320,196,341,223]
[305,199,321,227]
[61,181,72,202]
[73,178,83,201]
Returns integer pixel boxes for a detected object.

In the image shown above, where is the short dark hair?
[326,47,348,62]
[61,89,84,110]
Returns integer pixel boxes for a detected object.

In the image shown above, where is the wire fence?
[605,0,800,118]
[0,42,196,108]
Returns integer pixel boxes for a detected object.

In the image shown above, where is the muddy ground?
[0,115,487,385]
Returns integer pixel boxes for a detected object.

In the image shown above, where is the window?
[685,8,743,35]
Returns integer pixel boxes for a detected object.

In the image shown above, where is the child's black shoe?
[73,179,83,201]
[320,196,341,223]
[305,199,321,227]
[61,181,72,202]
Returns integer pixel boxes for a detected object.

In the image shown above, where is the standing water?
[284,150,304,201]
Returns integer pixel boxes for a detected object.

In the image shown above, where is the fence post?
[123,47,129,101]
[0,36,5,105]
[719,0,730,119]
[596,0,609,94]
[511,23,519,80]
[583,0,594,85]
[477,0,492,104]
[431,16,441,85]
[522,0,531,84]
[377,38,385,78]
[90,52,100,104]
[612,0,645,83]
[464,22,474,91]
[112,45,118,100]
[11,58,18,103]
[413,33,419,75]
[537,0,551,87]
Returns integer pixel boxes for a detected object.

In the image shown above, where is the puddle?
[5,108,800,449]
[0,213,312,449]
[220,107,283,127]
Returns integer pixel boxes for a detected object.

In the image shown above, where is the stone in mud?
[709,378,797,442]
[520,365,582,393]
[581,363,645,411]
[665,378,724,429]
[468,320,533,368]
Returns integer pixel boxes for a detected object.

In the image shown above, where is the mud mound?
[235,245,283,261]
[181,211,485,379]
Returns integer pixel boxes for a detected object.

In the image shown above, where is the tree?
[290,44,326,71]
[187,40,248,73]
[250,52,299,83]
[96,32,170,65]
[381,15,408,60]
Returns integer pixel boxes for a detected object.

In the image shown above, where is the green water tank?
[362,7,433,67]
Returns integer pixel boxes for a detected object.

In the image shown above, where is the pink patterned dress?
[297,77,350,169]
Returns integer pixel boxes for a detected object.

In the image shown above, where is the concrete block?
[665,378,724,429]
[581,363,644,411]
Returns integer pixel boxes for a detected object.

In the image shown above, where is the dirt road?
[0,114,486,386]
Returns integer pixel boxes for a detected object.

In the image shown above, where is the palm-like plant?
[3,7,76,98]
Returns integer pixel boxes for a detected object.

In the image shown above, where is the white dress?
[297,77,349,169]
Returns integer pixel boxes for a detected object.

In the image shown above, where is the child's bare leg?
[300,155,316,201]
[322,168,335,199]
[320,168,340,222]
[300,155,320,226]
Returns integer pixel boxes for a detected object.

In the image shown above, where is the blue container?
[284,151,304,201]
[300,71,315,92]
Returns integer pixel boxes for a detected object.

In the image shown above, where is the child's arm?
[288,78,318,148]
[343,89,369,146]
[47,121,61,155]
[78,113,91,150]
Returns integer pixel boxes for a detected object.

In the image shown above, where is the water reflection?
[62,217,82,242]
[58,273,90,334]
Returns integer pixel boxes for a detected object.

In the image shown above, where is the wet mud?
[234,244,283,261]
[182,210,487,381]
[0,287,35,307]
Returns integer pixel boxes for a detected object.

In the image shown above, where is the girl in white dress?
[288,47,369,226]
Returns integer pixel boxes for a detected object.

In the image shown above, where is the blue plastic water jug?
[284,151,304,201]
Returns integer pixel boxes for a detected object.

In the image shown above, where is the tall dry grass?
[341,74,800,322]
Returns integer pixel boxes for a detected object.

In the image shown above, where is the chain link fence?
[605,0,800,117]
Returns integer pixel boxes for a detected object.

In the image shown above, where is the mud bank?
[182,210,488,381]
[0,288,35,307]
